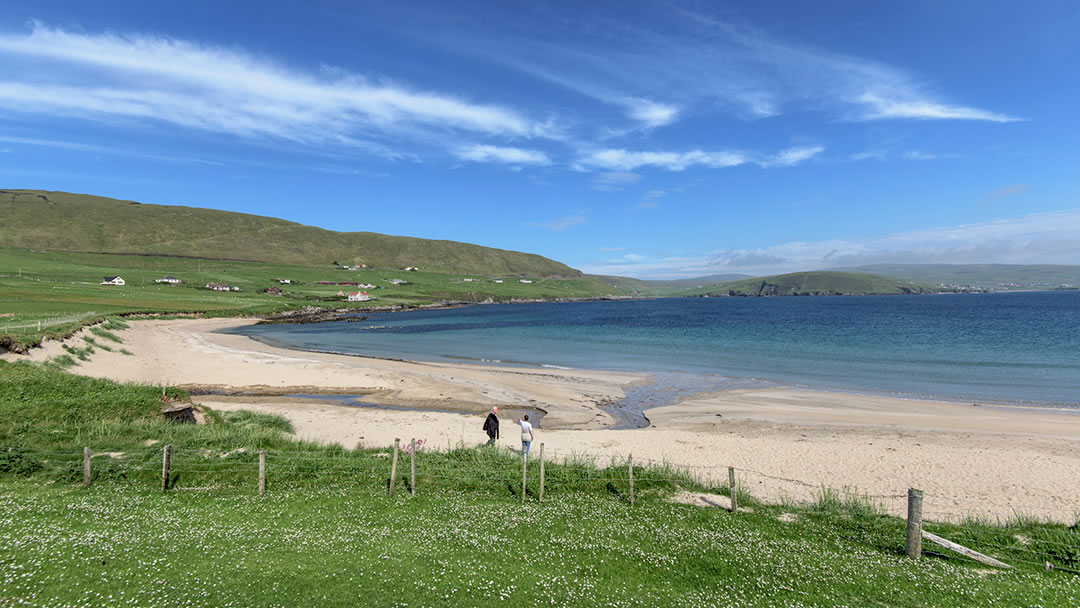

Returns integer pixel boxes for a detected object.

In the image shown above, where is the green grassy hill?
[692,271,933,296]
[833,264,1080,290]
[0,189,579,277]
[590,273,752,296]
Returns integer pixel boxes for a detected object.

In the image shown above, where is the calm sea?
[227,291,1080,409]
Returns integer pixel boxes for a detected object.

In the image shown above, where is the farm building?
[347,291,371,302]
[155,275,181,284]
[100,276,125,286]
[206,282,231,291]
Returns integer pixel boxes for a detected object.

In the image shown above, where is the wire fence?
[0,311,98,334]
[3,443,1078,574]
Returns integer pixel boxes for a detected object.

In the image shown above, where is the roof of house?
[103,276,120,281]
[160,275,179,280]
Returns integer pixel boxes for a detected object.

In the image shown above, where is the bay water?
[227,291,1080,410]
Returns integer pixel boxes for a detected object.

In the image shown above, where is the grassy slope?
[691,271,932,296]
[0,189,579,277]
[833,264,1080,288]
[589,273,752,296]
[0,359,1078,607]
[0,247,620,348]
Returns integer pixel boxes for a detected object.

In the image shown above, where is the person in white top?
[518,414,535,458]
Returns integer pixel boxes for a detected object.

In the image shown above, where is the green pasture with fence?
[1,359,1079,606]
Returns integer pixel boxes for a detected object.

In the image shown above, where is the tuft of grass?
[118,348,133,355]
[89,326,122,343]
[102,317,129,330]
[42,354,76,370]
[82,335,112,352]
[222,410,295,434]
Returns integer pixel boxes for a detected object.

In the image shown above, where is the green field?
[0,247,621,349]
[1,359,1078,607]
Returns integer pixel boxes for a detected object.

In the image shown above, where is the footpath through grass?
[1,360,1079,606]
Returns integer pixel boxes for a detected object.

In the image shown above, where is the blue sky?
[1,0,1078,278]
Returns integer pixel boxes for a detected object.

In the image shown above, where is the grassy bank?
[1,360,1079,606]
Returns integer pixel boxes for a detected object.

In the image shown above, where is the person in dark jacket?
[482,406,500,446]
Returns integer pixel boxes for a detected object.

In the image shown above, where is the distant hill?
[690,271,933,297]
[831,264,1080,289]
[590,273,752,295]
[0,190,580,277]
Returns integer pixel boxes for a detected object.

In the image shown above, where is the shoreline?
[230,302,1080,414]
[4,316,1080,522]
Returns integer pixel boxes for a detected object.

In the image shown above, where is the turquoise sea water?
[227,291,1080,409]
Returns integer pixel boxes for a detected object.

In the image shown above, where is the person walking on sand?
[482,406,500,446]
[518,414,534,458]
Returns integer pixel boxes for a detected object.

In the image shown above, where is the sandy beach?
[8,317,1080,522]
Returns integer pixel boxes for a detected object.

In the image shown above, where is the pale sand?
[8,317,1080,522]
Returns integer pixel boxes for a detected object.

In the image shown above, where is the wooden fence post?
[83,447,91,488]
[521,446,528,504]
[389,438,400,498]
[728,466,737,512]
[538,443,545,503]
[258,449,266,496]
[161,445,171,492]
[410,438,417,497]
[906,488,924,559]
[628,454,634,506]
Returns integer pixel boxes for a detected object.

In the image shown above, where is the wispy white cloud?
[578,144,822,172]
[622,98,680,127]
[980,184,1029,205]
[531,214,586,231]
[857,93,1020,123]
[590,171,641,191]
[579,148,747,172]
[0,22,552,158]
[760,145,825,168]
[598,246,627,252]
[456,144,550,166]
[581,209,1080,278]
[0,134,227,165]
[453,7,1018,125]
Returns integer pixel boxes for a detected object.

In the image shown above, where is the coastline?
[5,316,1080,522]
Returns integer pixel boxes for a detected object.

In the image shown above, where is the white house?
[358,283,376,289]
[404,266,419,271]
[493,279,503,283]
[101,276,125,286]
[463,278,475,282]
[154,275,180,284]
[348,291,371,302]
[277,279,291,284]
[206,282,231,291]
[519,279,533,284]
